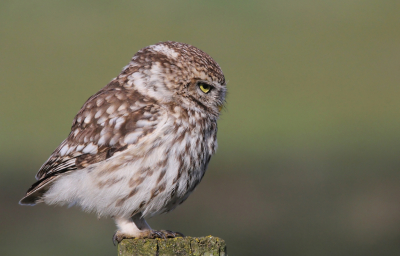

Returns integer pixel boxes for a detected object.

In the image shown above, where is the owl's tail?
[19,173,65,205]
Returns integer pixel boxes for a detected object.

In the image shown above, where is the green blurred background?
[1,0,400,255]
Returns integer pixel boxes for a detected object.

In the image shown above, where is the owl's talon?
[173,231,185,237]
[151,230,166,239]
[149,229,184,239]
[159,229,185,238]
[113,231,132,246]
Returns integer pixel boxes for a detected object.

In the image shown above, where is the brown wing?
[20,80,163,205]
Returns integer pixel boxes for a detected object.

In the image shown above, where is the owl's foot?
[151,229,185,239]
[113,231,132,246]
[112,230,185,245]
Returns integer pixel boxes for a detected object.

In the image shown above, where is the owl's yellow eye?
[199,83,212,94]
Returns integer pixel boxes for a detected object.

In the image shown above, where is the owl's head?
[120,41,226,116]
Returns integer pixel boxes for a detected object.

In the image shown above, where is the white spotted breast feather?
[19,80,164,205]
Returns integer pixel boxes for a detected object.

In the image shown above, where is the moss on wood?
[118,236,227,256]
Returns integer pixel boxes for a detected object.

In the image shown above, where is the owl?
[19,41,226,244]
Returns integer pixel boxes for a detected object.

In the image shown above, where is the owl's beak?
[218,104,223,112]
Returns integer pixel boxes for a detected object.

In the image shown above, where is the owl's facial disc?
[180,79,225,115]
[196,82,225,112]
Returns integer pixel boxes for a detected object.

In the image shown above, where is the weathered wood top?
[118,236,227,256]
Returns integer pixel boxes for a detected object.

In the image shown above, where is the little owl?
[19,41,226,244]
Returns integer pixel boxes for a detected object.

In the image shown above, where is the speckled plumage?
[20,41,226,241]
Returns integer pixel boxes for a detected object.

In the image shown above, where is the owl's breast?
[166,105,218,167]
[68,106,219,218]
[141,107,218,214]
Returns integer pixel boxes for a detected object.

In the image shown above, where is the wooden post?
[117,236,227,256]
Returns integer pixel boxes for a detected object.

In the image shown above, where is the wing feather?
[20,81,163,204]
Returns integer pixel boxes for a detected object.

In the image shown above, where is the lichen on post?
[118,236,227,256]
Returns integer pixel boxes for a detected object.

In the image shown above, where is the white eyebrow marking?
[151,44,179,59]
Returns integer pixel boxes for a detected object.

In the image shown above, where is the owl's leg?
[113,214,152,245]
[112,213,185,245]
